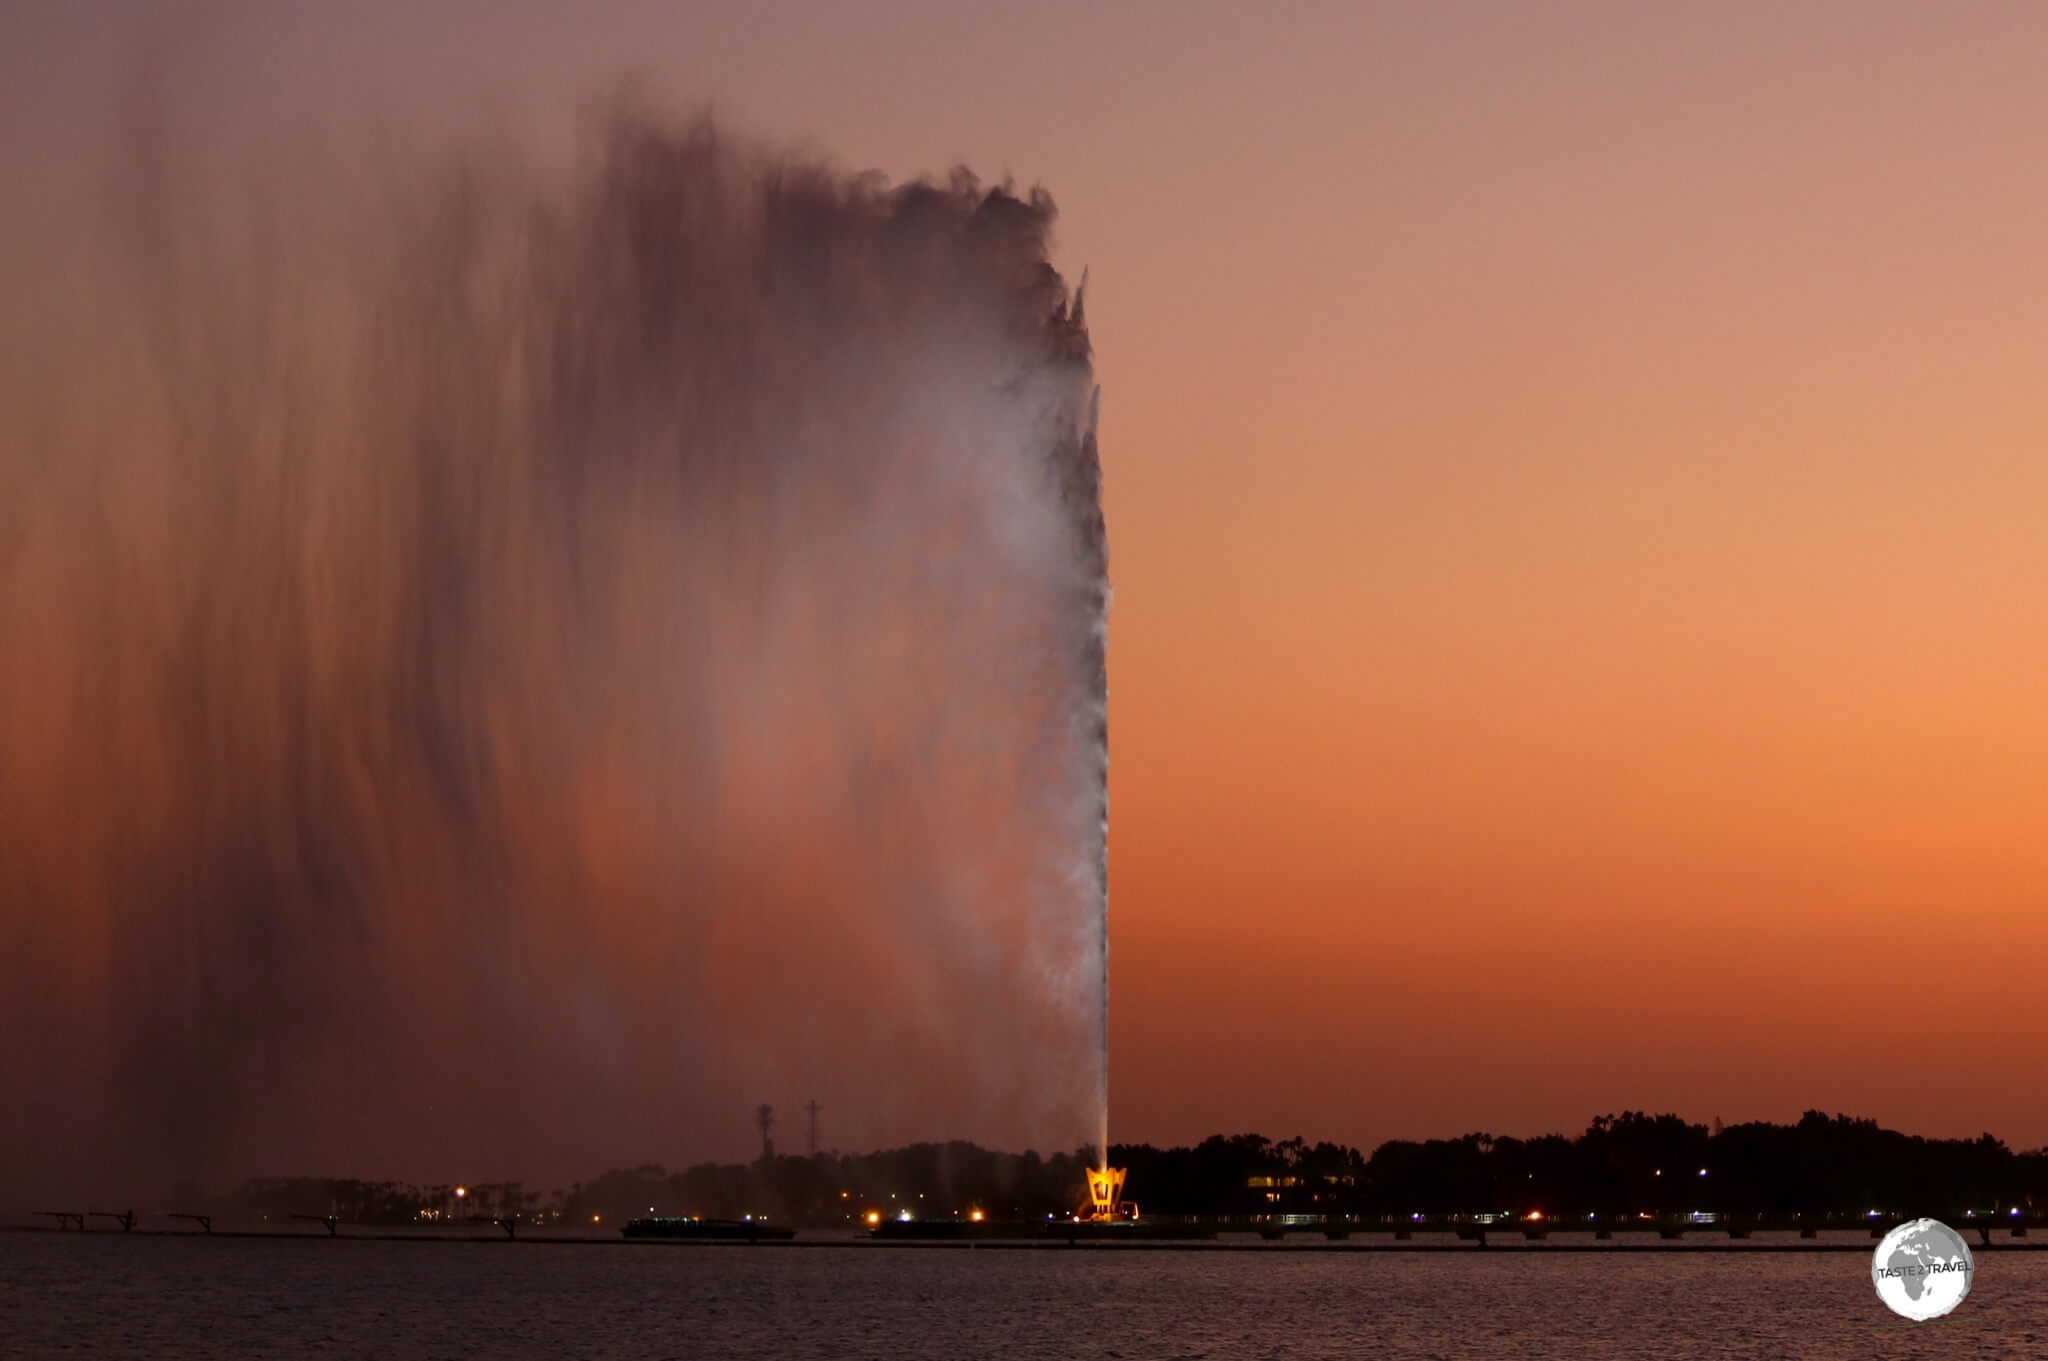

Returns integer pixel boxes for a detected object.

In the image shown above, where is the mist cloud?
[0,50,1106,1201]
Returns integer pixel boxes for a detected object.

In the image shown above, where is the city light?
[864,1211,881,1227]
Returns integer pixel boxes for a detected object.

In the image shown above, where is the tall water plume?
[0,64,1107,1199]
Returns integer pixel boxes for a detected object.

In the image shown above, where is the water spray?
[0,75,1110,1194]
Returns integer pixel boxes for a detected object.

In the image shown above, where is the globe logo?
[1871,1218,1973,1321]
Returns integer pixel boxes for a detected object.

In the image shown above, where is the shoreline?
[7,1223,2042,1253]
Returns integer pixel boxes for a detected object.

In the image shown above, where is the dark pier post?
[169,1213,213,1235]
[88,1211,136,1232]
[291,1214,340,1237]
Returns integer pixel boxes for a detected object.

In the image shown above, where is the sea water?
[3,1231,2041,1358]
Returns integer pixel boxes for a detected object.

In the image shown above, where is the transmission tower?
[803,1100,821,1157]
[756,1103,775,1163]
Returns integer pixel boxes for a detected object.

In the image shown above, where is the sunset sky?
[665,0,2048,1152]
[594,0,2048,1151]
[12,1,2048,1162]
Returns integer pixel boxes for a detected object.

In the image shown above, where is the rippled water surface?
[5,1232,2044,1359]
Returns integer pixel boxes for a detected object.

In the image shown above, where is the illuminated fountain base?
[868,1166,1213,1240]
[1084,1165,1136,1222]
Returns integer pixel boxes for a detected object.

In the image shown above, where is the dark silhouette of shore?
[26,1110,2035,1237]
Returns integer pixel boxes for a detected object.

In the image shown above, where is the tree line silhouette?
[218,1112,2048,1225]
[1116,1112,2043,1219]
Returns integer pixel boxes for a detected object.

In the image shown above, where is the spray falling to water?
[0,71,1109,1199]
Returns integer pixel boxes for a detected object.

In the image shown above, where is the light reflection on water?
[3,1231,2040,1359]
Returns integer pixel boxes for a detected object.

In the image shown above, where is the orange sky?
[704,1,2048,1151]
[13,1,2048,1155]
